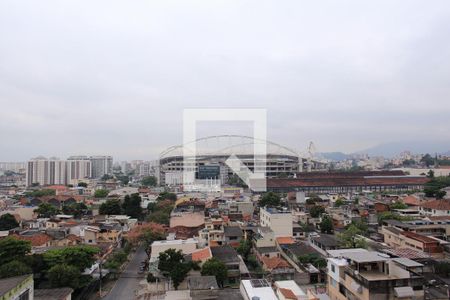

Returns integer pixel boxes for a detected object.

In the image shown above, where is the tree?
[436,190,447,200]
[309,205,325,218]
[62,202,89,218]
[141,176,157,187]
[25,189,55,197]
[101,174,113,181]
[99,199,122,215]
[259,192,281,207]
[0,260,32,279]
[77,182,88,188]
[390,202,408,210]
[237,239,252,261]
[117,175,130,185]
[122,194,143,219]
[377,212,413,224]
[337,224,367,249]
[156,192,177,201]
[427,170,435,178]
[298,222,315,233]
[158,249,192,290]
[424,176,450,197]
[147,211,170,225]
[347,220,368,235]
[47,264,81,289]
[319,215,334,234]
[127,222,165,258]
[44,245,99,272]
[306,198,316,205]
[297,253,326,269]
[421,154,434,167]
[94,189,109,198]
[0,237,31,264]
[201,258,228,288]
[0,213,19,230]
[227,174,248,187]
[34,203,60,218]
[158,249,184,275]
[147,200,174,225]
[434,261,450,277]
[334,199,345,207]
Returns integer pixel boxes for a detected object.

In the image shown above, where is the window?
[331,264,335,273]
[18,289,29,300]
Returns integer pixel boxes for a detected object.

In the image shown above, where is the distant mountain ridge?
[356,141,450,158]
[318,152,350,161]
[319,141,450,161]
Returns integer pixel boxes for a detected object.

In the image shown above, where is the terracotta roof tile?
[420,199,450,211]
[261,256,291,270]
[279,288,297,300]
[276,236,295,245]
[400,231,437,244]
[192,247,212,262]
[13,233,52,247]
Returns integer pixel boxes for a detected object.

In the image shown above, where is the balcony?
[343,266,424,294]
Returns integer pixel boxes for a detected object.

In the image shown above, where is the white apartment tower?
[90,156,113,178]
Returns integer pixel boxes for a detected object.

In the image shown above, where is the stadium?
[159,135,319,186]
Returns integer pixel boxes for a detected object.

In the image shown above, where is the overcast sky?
[1,1,450,161]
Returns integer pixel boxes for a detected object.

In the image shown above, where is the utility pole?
[99,260,103,297]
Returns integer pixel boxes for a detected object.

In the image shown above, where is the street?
[103,245,147,300]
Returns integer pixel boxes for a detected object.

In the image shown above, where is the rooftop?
[187,276,218,290]
[241,279,277,300]
[401,231,438,244]
[343,251,390,263]
[224,226,243,237]
[211,245,240,264]
[152,238,198,247]
[311,234,339,247]
[0,275,31,298]
[392,257,424,268]
[34,288,74,300]
[421,199,450,211]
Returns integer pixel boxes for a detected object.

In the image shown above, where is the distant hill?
[355,141,450,158]
[319,152,350,161]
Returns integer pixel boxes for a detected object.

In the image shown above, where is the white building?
[26,157,67,186]
[150,239,198,262]
[89,156,113,178]
[260,207,293,237]
[27,156,93,186]
[240,279,277,300]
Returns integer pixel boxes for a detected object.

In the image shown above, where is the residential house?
[34,288,73,300]
[211,246,241,284]
[309,234,339,256]
[274,280,319,300]
[260,207,293,237]
[327,249,424,300]
[260,256,295,281]
[419,199,450,216]
[240,279,277,300]
[0,275,33,300]
[150,239,198,262]
[381,226,443,257]
[187,276,219,300]
[223,226,243,247]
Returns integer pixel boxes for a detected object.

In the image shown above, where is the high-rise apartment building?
[26,155,110,186]
[90,156,113,179]
[26,157,67,186]
[0,162,26,173]
[67,159,92,182]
